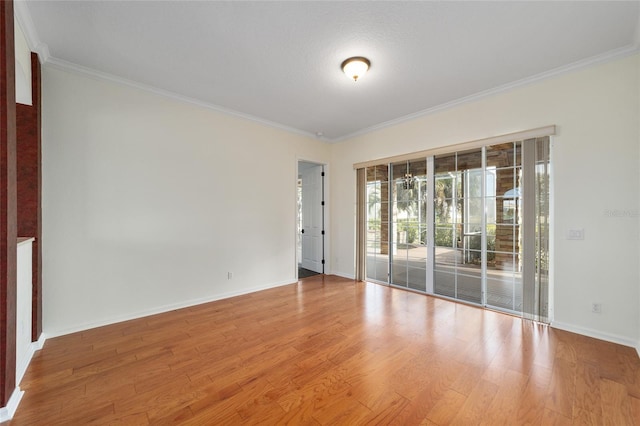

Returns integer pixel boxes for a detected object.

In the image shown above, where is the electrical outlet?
[567,229,585,240]
[227,272,233,280]
[592,303,602,314]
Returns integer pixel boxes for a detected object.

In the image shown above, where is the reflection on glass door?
[361,136,550,321]
[390,159,427,292]
[365,165,389,283]
[433,149,483,304]
[432,139,550,316]
[485,142,523,311]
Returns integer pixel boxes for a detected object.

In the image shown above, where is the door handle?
[301,229,305,234]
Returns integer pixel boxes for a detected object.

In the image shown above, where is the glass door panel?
[456,149,482,304]
[486,253,522,311]
[390,159,427,292]
[365,165,389,283]
[485,141,523,313]
[434,152,457,298]
[434,149,483,304]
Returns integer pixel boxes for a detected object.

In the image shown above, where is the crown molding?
[332,43,640,144]
[13,0,50,63]
[44,57,322,141]
[13,0,321,141]
[39,42,640,145]
[12,0,640,144]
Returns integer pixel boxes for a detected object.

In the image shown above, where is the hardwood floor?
[5,275,640,425]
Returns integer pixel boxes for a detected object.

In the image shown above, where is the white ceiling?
[19,1,640,141]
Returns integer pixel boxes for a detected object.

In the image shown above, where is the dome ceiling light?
[341,56,370,82]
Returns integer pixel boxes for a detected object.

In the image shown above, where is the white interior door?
[300,164,324,273]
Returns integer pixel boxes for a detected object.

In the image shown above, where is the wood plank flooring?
[5,275,640,425]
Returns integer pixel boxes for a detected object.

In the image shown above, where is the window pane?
[457,273,482,303]
[391,264,407,286]
[408,267,427,292]
[435,226,454,247]
[466,170,483,198]
[465,198,483,222]
[494,225,515,254]
[435,245,458,268]
[434,153,456,174]
[457,149,482,171]
[434,271,456,298]
[486,142,515,168]
[487,277,517,311]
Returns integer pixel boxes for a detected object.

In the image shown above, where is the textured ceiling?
[20,1,640,141]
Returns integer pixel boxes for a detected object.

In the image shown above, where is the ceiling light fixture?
[341,56,370,82]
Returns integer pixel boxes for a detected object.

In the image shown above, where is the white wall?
[14,17,31,105]
[42,66,330,336]
[16,239,33,384]
[330,54,640,347]
[42,54,640,348]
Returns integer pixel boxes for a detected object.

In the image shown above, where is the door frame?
[296,159,330,280]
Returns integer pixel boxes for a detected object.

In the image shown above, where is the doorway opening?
[297,161,326,279]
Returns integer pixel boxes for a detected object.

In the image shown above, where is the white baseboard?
[0,387,24,422]
[332,272,356,280]
[551,320,639,351]
[16,334,47,386]
[35,333,46,350]
[1,333,46,421]
[45,279,296,339]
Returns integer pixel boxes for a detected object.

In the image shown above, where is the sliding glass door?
[361,136,550,321]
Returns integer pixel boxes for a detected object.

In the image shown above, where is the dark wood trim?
[30,52,41,342]
[16,52,42,343]
[0,0,17,406]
